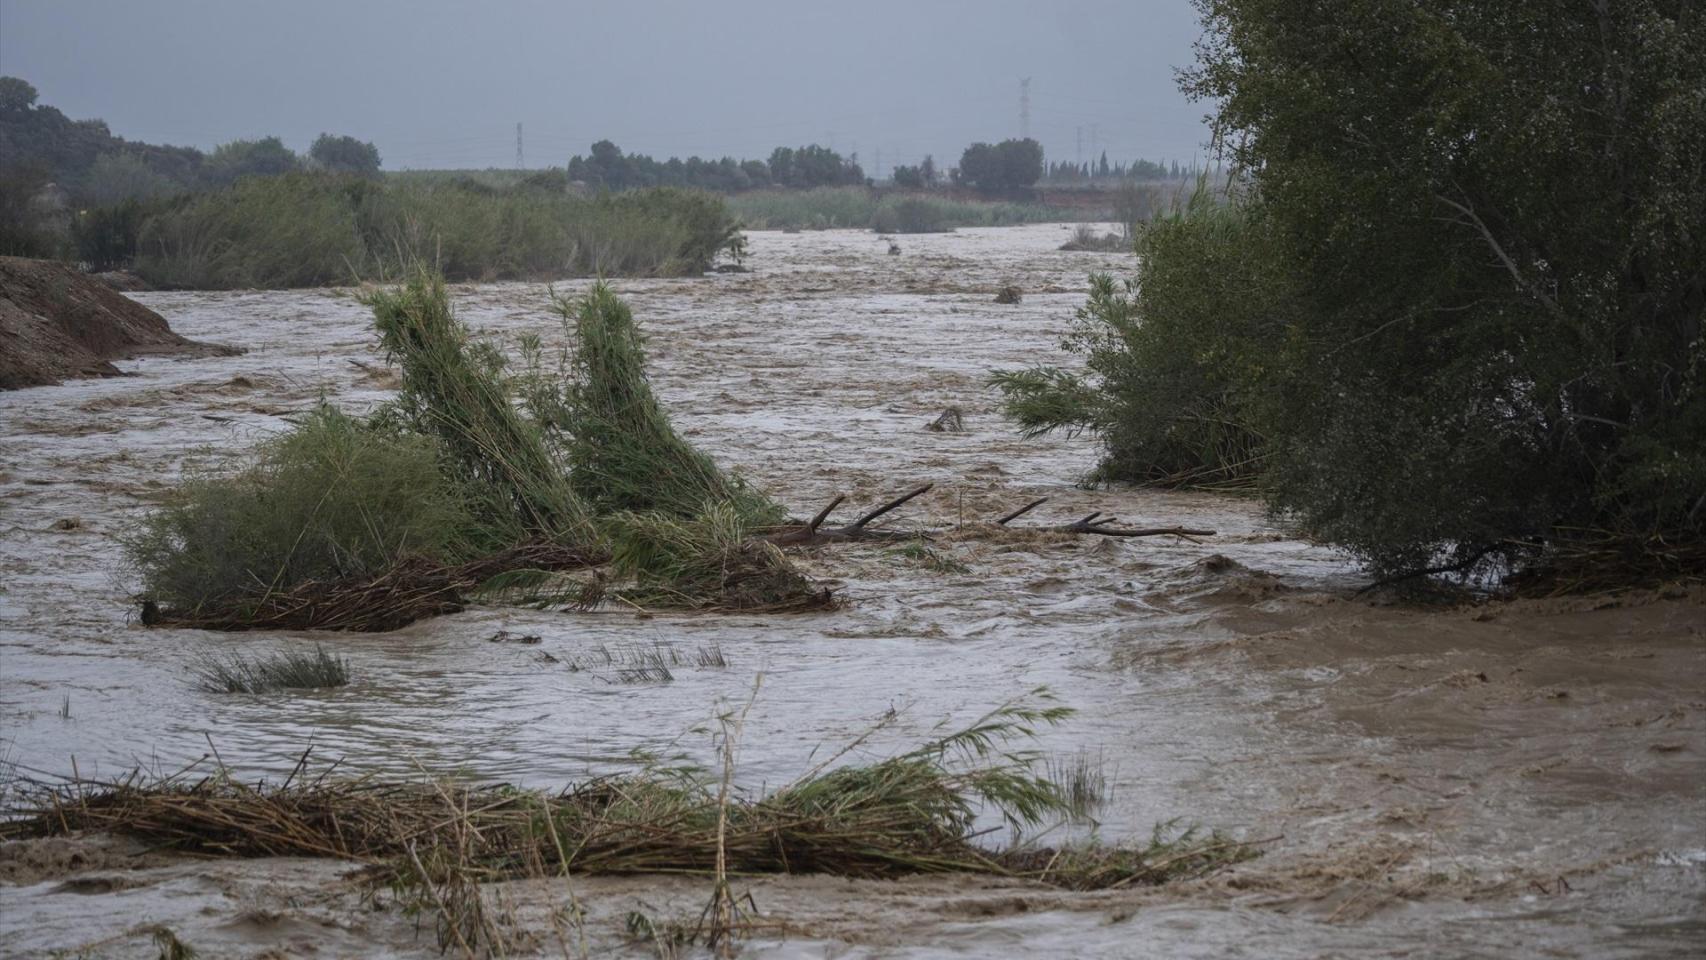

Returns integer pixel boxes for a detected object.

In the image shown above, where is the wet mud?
[1,225,1701,957]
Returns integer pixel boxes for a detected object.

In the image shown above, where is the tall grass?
[729,187,1077,232]
[132,173,742,289]
[129,274,824,628]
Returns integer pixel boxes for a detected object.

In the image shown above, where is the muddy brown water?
[1,225,1701,957]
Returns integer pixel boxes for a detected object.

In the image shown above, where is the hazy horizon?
[0,0,1214,174]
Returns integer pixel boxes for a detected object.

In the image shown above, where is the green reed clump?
[366,271,596,549]
[526,283,781,524]
[130,272,819,629]
[193,645,350,693]
[993,188,1281,489]
[124,405,473,615]
[605,503,828,611]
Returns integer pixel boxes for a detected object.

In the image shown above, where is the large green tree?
[1185,0,1705,578]
[309,133,381,175]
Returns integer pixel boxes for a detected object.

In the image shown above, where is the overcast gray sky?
[1,0,1212,173]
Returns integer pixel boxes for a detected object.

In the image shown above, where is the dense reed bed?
[131,174,743,289]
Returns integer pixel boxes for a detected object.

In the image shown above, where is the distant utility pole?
[515,123,524,169]
[1090,123,1099,160]
[1019,77,1032,139]
[1075,126,1083,166]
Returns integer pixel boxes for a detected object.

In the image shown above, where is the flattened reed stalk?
[366,271,596,548]
[605,504,833,612]
[149,541,593,633]
[193,644,350,693]
[2,690,1259,896]
[527,283,781,525]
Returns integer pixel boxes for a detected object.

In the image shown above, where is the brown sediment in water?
[1,226,1701,958]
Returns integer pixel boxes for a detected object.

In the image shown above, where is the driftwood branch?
[997,498,1049,525]
[849,484,934,532]
[765,487,1214,546]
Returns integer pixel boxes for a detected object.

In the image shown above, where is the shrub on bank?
[999,0,1705,589]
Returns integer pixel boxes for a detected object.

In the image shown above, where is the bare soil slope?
[0,256,236,389]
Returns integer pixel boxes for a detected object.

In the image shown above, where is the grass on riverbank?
[131,173,743,288]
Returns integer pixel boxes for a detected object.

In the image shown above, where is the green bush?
[1187,0,1706,580]
[994,191,1286,488]
[1005,1,1705,586]
[870,197,950,234]
[125,406,472,613]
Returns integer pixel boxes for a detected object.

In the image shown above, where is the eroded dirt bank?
[1,225,1701,957]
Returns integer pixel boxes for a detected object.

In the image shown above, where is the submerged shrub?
[604,502,824,611]
[125,406,470,614]
[994,191,1286,489]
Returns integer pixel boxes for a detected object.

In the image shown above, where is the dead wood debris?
[764,487,1215,547]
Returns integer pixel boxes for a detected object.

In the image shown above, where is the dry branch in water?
[765,489,1215,547]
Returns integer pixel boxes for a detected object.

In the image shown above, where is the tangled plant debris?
[1,689,1256,956]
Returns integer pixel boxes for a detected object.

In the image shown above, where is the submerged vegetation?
[125,405,475,616]
[127,272,825,630]
[192,645,350,693]
[999,1,1705,590]
[995,189,1277,490]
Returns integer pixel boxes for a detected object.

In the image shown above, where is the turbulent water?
[1,224,1702,958]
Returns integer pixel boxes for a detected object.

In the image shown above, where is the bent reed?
[129,271,824,632]
[2,692,1254,896]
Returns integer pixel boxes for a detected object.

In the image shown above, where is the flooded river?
[2,224,1702,957]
